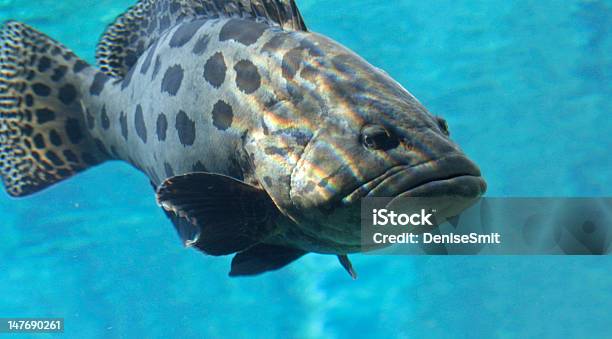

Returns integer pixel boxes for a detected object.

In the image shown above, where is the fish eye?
[436,117,450,136]
[361,125,398,151]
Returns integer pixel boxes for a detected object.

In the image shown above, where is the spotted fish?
[0,0,486,277]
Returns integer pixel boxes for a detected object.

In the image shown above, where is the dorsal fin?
[96,0,308,77]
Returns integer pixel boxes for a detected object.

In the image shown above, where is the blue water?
[1,0,611,337]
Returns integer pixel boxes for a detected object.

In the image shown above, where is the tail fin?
[0,21,109,197]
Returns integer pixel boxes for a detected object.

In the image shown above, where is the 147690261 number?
[1,318,64,333]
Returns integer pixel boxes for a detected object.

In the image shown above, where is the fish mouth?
[342,154,487,204]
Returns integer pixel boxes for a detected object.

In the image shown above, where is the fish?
[0,0,486,278]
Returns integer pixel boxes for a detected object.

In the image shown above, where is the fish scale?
[0,0,486,278]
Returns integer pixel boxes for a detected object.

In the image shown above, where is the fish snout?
[378,155,487,225]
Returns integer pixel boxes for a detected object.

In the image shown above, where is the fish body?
[0,0,486,277]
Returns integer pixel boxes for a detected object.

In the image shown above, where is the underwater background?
[0,0,611,337]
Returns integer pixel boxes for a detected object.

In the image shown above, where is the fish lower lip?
[342,155,486,204]
[392,175,487,198]
[385,175,486,224]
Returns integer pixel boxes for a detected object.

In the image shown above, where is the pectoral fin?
[156,173,279,256]
[229,244,307,277]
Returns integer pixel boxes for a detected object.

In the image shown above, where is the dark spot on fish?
[219,19,267,46]
[164,162,174,177]
[169,20,202,47]
[94,138,109,155]
[65,118,83,144]
[135,104,147,143]
[161,65,184,96]
[46,151,64,166]
[23,139,32,151]
[32,83,51,96]
[37,56,51,73]
[272,128,312,147]
[27,54,37,66]
[121,65,136,90]
[211,100,233,131]
[265,146,288,156]
[58,84,77,105]
[149,169,161,185]
[287,82,303,103]
[63,149,78,163]
[203,52,226,88]
[159,16,171,31]
[264,95,280,109]
[192,161,207,172]
[25,94,33,107]
[124,50,138,69]
[152,56,162,80]
[26,152,38,163]
[300,65,318,82]
[73,60,89,73]
[331,54,356,74]
[33,134,45,149]
[140,40,158,74]
[86,109,95,129]
[101,106,110,130]
[40,158,52,171]
[282,48,303,81]
[51,65,67,82]
[299,39,323,57]
[318,177,330,188]
[28,53,38,66]
[175,110,196,146]
[290,130,312,146]
[136,40,146,56]
[234,60,261,94]
[261,34,286,53]
[36,108,55,124]
[192,35,210,55]
[21,124,33,136]
[263,176,273,187]
[110,146,120,158]
[49,130,62,146]
[90,72,110,96]
[169,1,180,13]
[26,70,36,81]
[156,113,168,141]
[120,111,128,141]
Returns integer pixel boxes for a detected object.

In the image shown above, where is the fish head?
[248,33,486,252]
